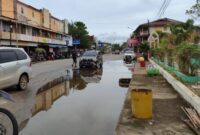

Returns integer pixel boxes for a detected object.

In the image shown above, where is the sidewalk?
[115,62,194,135]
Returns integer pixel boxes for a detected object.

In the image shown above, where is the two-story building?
[133,18,181,48]
[0,0,69,56]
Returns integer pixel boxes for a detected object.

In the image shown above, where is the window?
[0,51,17,64]
[83,51,98,57]
[32,28,38,36]
[21,7,24,14]
[3,22,11,32]
[32,12,34,17]
[21,26,26,34]
[163,26,168,31]
[56,34,62,40]
[15,50,27,60]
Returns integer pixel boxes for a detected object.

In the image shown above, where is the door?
[0,50,18,88]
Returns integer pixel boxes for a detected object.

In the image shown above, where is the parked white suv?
[0,47,32,90]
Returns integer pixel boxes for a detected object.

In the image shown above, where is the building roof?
[18,0,64,23]
[17,0,41,12]
[51,15,62,22]
[134,18,182,32]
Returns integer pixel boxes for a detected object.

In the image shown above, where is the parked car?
[79,50,103,69]
[0,47,32,90]
[123,51,136,64]
[114,50,120,54]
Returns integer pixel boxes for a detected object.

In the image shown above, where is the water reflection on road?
[19,60,131,135]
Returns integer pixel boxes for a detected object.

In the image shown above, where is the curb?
[149,59,200,113]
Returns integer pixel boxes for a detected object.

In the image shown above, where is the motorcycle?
[0,90,18,135]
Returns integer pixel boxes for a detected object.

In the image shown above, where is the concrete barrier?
[150,59,200,113]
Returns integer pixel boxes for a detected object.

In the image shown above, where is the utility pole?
[10,24,13,47]
[147,19,150,37]
[16,21,18,48]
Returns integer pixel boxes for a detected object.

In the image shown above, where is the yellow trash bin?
[130,89,152,119]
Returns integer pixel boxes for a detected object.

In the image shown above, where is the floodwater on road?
[19,60,132,135]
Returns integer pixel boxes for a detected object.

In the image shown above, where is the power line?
[159,0,171,18]
[157,0,172,18]
[157,0,167,17]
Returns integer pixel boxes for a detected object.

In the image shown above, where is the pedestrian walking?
[72,50,77,67]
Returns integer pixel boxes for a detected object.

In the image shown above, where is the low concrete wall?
[150,59,200,113]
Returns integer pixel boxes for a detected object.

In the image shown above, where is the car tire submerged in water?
[0,108,18,135]
[18,74,28,90]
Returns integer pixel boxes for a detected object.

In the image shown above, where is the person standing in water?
[72,49,77,67]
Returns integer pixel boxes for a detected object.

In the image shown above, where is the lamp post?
[10,24,13,47]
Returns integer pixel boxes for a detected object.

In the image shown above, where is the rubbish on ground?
[119,78,131,88]
[181,107,200,134]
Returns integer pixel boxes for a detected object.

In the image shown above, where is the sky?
[20,0,196,44]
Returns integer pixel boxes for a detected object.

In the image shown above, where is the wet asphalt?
[0,54,133,135]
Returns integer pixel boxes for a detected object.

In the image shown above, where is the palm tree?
[170,19,195,45]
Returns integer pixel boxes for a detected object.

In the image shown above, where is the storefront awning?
[1,41,38,47]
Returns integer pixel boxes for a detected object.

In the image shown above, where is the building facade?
[134,18,181,44]
[0,0,69,56]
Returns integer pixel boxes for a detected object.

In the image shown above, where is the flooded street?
[19,60,131,135]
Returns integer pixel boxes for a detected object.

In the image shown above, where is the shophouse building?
[0,0,69,56]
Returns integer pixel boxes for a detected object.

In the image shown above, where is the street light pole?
[16,21,18,48]
[10,24,13,47]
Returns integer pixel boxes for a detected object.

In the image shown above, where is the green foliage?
[121,42,128,50]
[139,42,150,53]
[176,43,200,75]
[186,0,200,20]
[169,19,195,45]
[157,31,168,39]
[68,21,90,49]
[146,65,160,76]
[151,48,165,61]
[35,48,46,54]
[100,46,108,54]
[112,44,122,51]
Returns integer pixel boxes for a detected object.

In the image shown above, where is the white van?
[0,47,32,90]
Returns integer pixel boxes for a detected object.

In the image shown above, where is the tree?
[139,42,149,53]
[68,21,90,49]
[169,19,197,45]
[186,0,200,21]
[112,44,121,52]
[121,42,128,50]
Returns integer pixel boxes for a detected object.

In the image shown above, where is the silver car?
[0,47,32,90]
[79,50,103,69]
[123,51,136,64]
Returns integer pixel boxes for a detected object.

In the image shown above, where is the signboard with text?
[73,39,80,45]
[64,36,73,46]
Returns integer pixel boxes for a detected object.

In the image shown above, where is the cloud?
[20,0,196,43]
